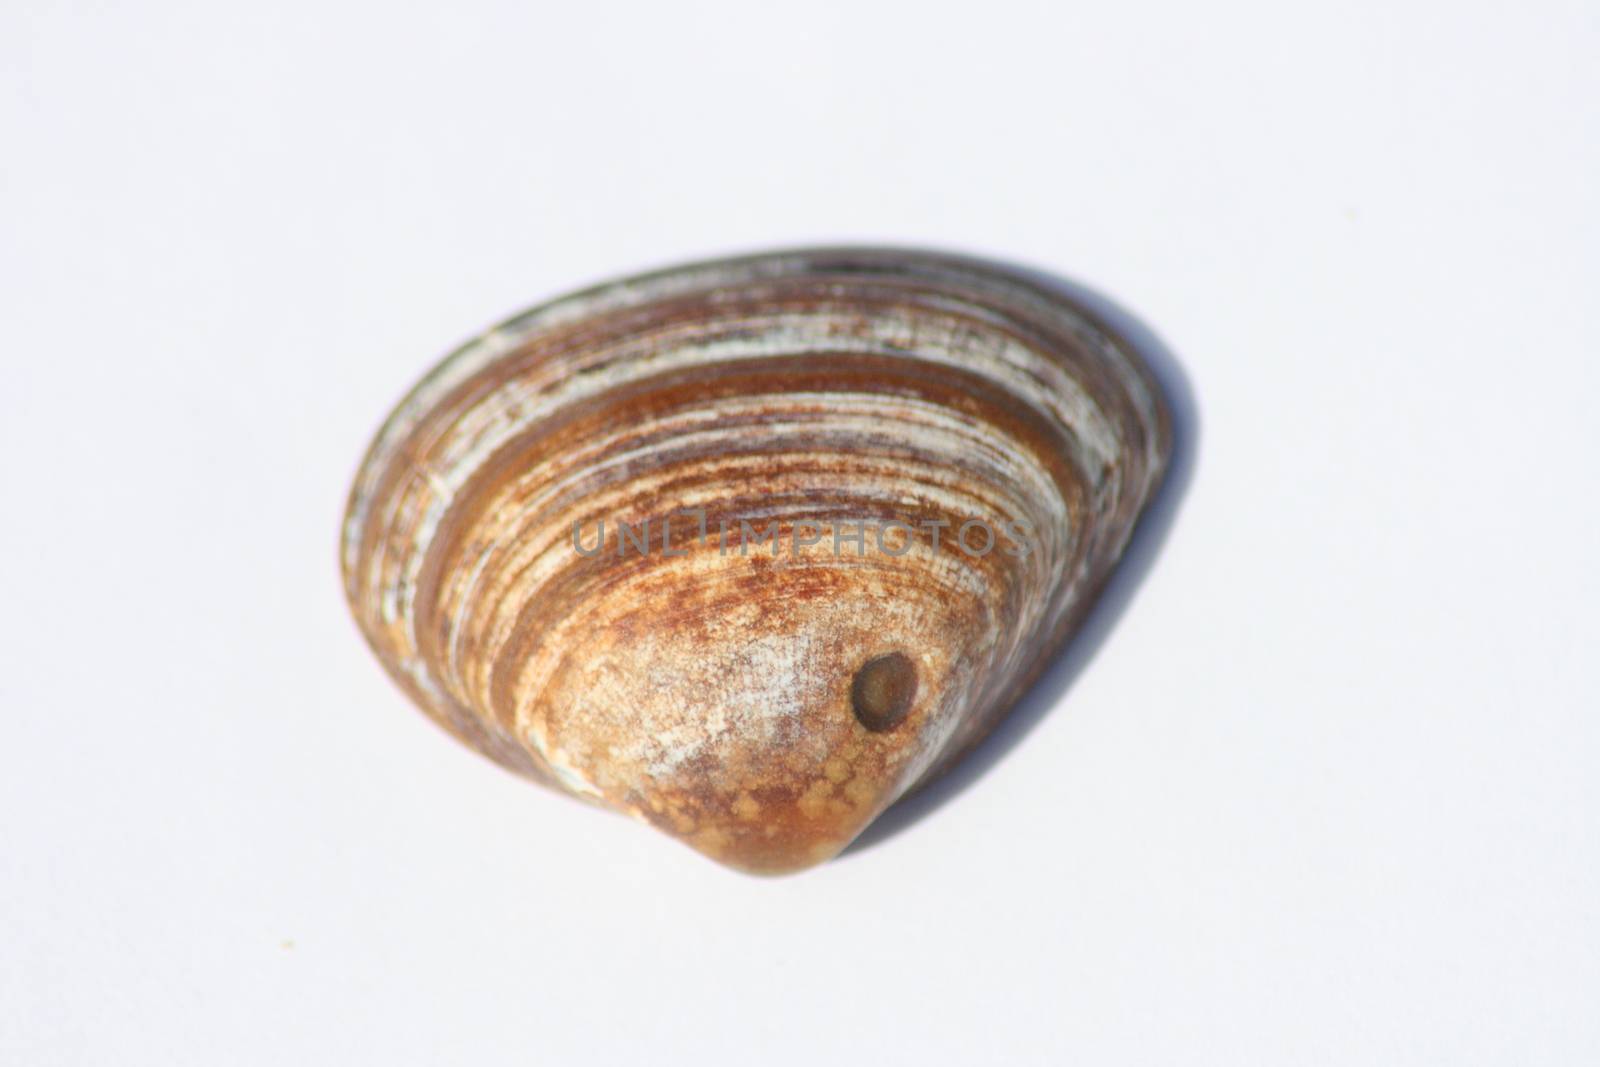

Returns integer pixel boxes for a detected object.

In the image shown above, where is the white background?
[3,2,1596,1063]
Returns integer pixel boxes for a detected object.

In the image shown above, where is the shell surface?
[342,248,1171,873]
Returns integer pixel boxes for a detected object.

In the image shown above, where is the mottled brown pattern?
[342,248,1170,874]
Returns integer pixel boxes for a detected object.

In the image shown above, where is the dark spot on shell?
[851,652,917,732]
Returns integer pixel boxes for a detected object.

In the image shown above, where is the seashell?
[341,248,1171,874]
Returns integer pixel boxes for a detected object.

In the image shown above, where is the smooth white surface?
[2,2,1596,1063]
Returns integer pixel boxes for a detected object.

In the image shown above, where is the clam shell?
[341,248,1171,873]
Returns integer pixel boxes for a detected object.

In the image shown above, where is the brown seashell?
[341,248,1171,874]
